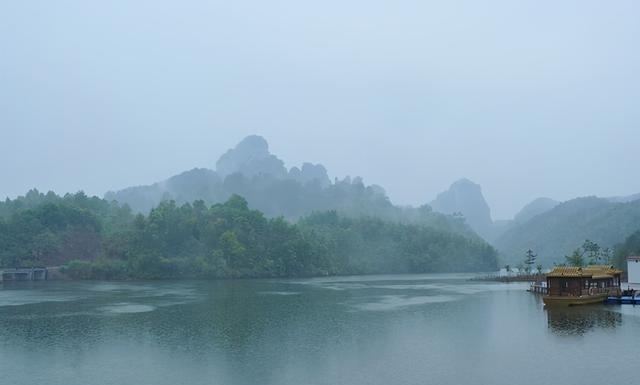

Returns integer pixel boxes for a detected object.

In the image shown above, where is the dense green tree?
[565,249,586,267]
[582,240,601,264]
[1,191,498,279]
[562,239,612,267]
[613,230,640,269]
[0,198,103,267]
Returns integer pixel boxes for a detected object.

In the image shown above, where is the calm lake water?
[1,274,639,385]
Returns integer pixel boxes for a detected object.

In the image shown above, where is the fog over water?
[1,1,639,219]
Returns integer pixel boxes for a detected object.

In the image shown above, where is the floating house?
[543,265,622,306]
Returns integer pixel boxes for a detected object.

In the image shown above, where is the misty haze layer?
[1,1,640,219]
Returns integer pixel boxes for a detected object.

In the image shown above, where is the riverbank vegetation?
[540,236,638,269]
[614,231,640,268]
[0,190,498,279]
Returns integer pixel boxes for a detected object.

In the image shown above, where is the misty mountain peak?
[235,135,270,156]
[289,163,331,187]
[430,178,492,239]
[216,135,333,187]
[450,178,478,188]
[216,135,287,179]
[435,178,486,205]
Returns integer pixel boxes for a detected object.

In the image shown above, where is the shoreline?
[470,273,543,283]
[1,269,501,284]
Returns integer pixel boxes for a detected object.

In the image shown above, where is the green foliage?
[105,170,477,240]
[523,249,537,273]
[582,239,602,264]
[496,197,640,266]
[565,249,586,267]
[0,194,105,267]
[0,192,498,279]
[298,211,498,274]
[563,239,610,267]
[613,230,640,269]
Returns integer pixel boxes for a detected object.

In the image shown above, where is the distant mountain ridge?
[105,168,222,213]
[606,193,640,204]
[494,196,640,267]
[428,179,560,242]
[513,197,559,224]
[428,180,640,267]
[105,135,477,239]
[106,136,334,214]
[104,135,640,267]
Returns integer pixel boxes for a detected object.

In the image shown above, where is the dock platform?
[0,268,48,282]
[528,282,548,294]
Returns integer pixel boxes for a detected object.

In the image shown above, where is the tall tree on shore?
[565,248,586,267]
[524,249,537,274]
[600,247,612,265]
[583,239,602,264]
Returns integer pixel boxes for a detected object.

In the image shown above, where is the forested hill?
[0,191,498,278]
[614,230,640,267]
[494,196,640,267]
[104,136,475,239]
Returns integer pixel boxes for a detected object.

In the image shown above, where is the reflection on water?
[2,276,640,385]
[99,303,157,314]
[351,294,458,311]
[546,307,622,335]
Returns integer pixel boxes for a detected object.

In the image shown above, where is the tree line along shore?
[0,191,498,280]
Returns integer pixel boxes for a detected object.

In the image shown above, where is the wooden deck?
[528,283,548,294]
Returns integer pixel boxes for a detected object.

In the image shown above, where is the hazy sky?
[1,1,639,220]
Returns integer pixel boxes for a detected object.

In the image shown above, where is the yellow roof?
[584,265,621,271]
[584,265,623,278]
[546,266,585,278]
[546,265,622,278]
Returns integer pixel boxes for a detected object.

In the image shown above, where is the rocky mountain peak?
[216,135,287,179]
[430,178,493,239]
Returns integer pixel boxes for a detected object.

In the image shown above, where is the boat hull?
[543,293,609,307]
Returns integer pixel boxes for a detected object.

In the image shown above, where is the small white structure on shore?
[627,256,640,286]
